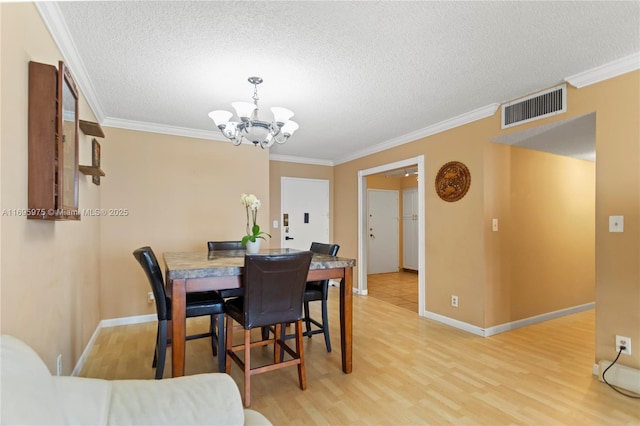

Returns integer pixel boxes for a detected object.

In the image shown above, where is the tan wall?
[335,122,490,325]
[268,161,333,245]
[100,128,269,319]
[483,142,512,326]
[401,175,419,189]
[509,147,595,319]
[587,73,639,368]
[485,143,595,327]
[334,73,639,369]
[1,3,102,374]
[367,174,402,190]
[483,144,595,326]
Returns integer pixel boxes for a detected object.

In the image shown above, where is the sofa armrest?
[243,409,273,425]
[53,376,112,425]
[108,373,253,425]
[0,335,66,425]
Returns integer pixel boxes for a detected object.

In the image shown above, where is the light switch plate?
[609,216,624,232]
[492,218,498,232]
[272,220,279,229]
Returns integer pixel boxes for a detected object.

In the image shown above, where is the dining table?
[163,248,356,377]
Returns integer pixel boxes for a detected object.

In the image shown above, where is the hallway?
[367,270,418,313]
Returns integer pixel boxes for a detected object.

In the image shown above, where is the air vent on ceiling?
[501,84,566,129]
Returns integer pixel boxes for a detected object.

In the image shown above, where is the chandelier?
[208,76,299,148]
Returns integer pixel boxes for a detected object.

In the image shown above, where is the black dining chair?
[224,251,313,407]
[303,242,340,352]
[207,240,244,252]
[275,242,339,355]
[133,246,226,378]
[206,241,245,299]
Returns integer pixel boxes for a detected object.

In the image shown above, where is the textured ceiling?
[41,1,639,165]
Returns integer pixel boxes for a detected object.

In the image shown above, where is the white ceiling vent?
[501,84,567,129]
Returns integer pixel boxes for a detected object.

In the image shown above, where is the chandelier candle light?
[240,193,271,254]
[209,77,299,148]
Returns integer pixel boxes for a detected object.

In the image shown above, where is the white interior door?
[281,177,330,250]
[367,189,399,274]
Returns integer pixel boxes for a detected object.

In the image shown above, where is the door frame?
[357,155,425,316]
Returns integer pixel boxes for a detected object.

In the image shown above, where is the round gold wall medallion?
[435,161,471,202]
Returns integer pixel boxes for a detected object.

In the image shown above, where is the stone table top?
[163,248,356,280]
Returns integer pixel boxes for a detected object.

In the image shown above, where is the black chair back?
[133,246,168,321]
[309,242,339,257]
[242,251,313,329]
[207,241,244,251]
[309,242,340,286]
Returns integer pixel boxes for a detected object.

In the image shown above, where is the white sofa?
[0,335,271,425]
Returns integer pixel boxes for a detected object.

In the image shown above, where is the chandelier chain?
[252,82,259,108]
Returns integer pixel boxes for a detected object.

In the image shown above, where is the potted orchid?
[240,193,271,252]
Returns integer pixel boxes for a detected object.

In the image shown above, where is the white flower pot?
[246,239,261,254]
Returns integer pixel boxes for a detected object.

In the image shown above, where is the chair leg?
[243,329,252,407]
[155,320,167,379]
[321,298,332,352]
[216,313,225,372]
[295,320,307,390]
[152,324,160,368]
[304,301,312,335]
[274,323,282,364]
[225,315,234,374]
[210,315,217,356]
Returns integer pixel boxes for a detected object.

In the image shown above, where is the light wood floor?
[367,271,418,313]
[80,290,639,425]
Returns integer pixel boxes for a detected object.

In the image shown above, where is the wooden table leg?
[340,266,353,373]
[170,278,187,377]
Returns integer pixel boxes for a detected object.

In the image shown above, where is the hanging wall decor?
[435,161,471,202]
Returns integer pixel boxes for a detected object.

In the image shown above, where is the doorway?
[357,155,425,316]
[367,189,399,274]
[281,177,330,250]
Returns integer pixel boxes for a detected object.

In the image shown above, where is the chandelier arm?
[275,135,289,144]
[269,125,281,137]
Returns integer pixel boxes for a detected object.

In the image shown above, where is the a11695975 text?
[2,208,129,217]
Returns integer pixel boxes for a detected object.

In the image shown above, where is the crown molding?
[334,103,500,165]
[102,117,231,141]
[268,154,334,166]
[565,52,640,88]
[35,2,106,122]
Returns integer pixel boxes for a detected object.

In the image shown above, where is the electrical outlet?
[56,354,62,376]
[148,291,155,304]
[616,335,632,355]
[451,295,459,308]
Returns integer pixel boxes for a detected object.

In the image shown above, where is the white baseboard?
[100,313,156,328]
[598,360,640,395]
[422,302,595,338]
[70,323,103,376]
[483,302,595,336]
[71,314,156,376]
[422,310,486,336]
